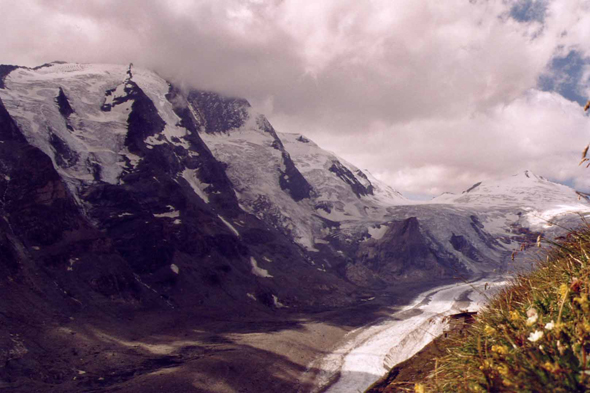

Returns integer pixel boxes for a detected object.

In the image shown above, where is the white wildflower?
[526,308,539,326]
[528,330,543,342]
[545,320,555,330]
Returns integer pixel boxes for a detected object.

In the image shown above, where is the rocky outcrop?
[355,217,466,285]
[55,87,74,118]
[329,160,374,198]
[0,65,18,89]
[187,90,250,134]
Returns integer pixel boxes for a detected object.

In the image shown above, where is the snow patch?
[182,168,210,203]
[250,257,273,278]
[154,206,180,218]
[154,210,180,218]
[66,258,79,272]
[145,135,167,147]
[272,294,286,308]
[218,215,240,236]
[103,82,128,107]
[367,224,388,240]
[124,152,141,168]
[525,204,590,230]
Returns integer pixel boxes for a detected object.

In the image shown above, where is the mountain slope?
[2,62,588,298]
[0,63,370,319]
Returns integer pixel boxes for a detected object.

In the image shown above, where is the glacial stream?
[305,276,508,393]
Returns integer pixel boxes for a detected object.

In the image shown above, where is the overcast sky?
[2,0,590,198]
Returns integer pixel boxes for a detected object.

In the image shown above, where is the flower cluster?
[422,229,590,392]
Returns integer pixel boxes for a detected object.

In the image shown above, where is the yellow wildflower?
[484,325,496,335]
[574,294,589,311]
[544,361,559,373]
[509,310,521,322]
[414,383,426,393]
[479,359,494,370]
[469,384,486,392]
[497,364,509,377]
[559,283,569,299]
[553,322,565,334]
[492,345,509,355]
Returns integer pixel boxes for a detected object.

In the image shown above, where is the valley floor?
[2,278,467,393]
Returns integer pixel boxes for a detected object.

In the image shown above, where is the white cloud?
[326,89,590,195]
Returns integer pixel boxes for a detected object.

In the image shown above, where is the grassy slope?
[372,228,590,392]
[366,314,474,392]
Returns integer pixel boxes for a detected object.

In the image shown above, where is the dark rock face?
[166,85,243,213]
[0,97,25,143]
[329,160,374,198]
[49,132,78,168]
[55,88,74,118]
[187,90,250,134]
[0,65,18,89]
[450,233,481,261]
[355,217,466,285]
[0,97,144,311]
[464,182,481,193]
[279,151,313,202]
[124,82,167,155]
[354,170,375,194]
[470,215,502,248]
[254,115,313,201]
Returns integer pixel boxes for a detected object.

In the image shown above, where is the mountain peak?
[513,169,546,181]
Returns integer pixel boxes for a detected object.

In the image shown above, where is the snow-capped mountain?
[1,62,588,306]
[1,61,590,392]
[433,170,583,210]
[432,170,590,242]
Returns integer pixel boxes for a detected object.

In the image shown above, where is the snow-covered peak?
[0,62,198,198]
[280,132,406,206]
[0,63,136,188]
[431,170,589,213]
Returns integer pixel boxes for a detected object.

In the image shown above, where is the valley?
[0,62,589,392]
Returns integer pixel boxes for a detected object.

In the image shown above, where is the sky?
[1,0,590,199]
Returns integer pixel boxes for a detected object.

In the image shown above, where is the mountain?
[0,62,589,392]
[432,170,590,250]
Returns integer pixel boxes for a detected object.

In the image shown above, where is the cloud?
[321,89,590,195]
[1,0,590,197]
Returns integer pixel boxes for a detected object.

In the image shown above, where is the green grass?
[419,229,590,392]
